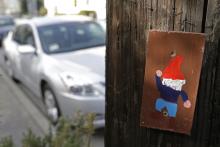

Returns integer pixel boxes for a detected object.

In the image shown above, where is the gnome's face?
[162,79,186,91]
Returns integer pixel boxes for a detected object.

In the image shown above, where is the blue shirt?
[155,75,188,103]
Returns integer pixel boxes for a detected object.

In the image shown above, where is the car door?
[4,25,25,80]
[19,25,40,95]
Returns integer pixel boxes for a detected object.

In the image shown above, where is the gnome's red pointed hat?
[162,55,185,80]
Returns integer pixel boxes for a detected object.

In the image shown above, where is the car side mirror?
[18,45,36,54]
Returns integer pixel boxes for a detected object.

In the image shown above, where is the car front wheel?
[43,84,60,124]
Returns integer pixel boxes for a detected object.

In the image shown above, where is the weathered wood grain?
[106,0,220,146]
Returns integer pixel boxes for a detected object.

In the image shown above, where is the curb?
[0,67,49,134]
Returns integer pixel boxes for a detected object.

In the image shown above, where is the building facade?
[44,0,106,19]
[0,0,20,15]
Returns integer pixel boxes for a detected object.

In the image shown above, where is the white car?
[3,16,105,128]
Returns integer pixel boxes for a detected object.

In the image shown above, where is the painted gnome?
[155,55,191,117]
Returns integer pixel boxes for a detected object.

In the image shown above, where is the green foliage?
[39,7,48,16]
[37,0,44,10]
[22,129,48,147]
[78,11,97,19]
[0,137,13,147]
[37,0,47,16]
[52,112,95,147]
[20,0,47,16]
[0,113,95,147]
[20,0,28,15]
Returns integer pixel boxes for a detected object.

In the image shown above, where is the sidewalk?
[0,66,49,146]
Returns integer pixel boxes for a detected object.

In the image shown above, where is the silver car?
[3,16,105,128]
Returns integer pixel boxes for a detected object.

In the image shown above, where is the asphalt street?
[0,49,104,147]
[0,52,46,146]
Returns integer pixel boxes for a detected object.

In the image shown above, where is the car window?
[13,25,35,47]
[13,26,23,44]
[23,26,35,47]
[0,17,14,27]
[37,21,105,54]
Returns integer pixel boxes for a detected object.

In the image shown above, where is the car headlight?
[60,72,101,96]
[69,84,101,96]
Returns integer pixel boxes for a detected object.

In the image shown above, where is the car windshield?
[0,17,14,27]
[37,21,105,54]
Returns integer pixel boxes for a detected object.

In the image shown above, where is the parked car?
[0,15,15,47]
[3,16,105,128]
[97,20,106,32]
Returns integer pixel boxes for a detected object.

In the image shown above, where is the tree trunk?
[106,0,220,146]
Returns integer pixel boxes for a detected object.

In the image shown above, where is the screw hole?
[170,50,176,57]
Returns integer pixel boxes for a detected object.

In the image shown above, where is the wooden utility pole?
[106,0,220,146]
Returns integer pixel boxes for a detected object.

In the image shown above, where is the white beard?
[162,79,186,91]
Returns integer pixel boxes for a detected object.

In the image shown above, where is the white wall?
[44,0,58,16]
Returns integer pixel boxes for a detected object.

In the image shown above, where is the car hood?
[46,46,106,82]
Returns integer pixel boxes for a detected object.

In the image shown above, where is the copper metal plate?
[140,31,205,135]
